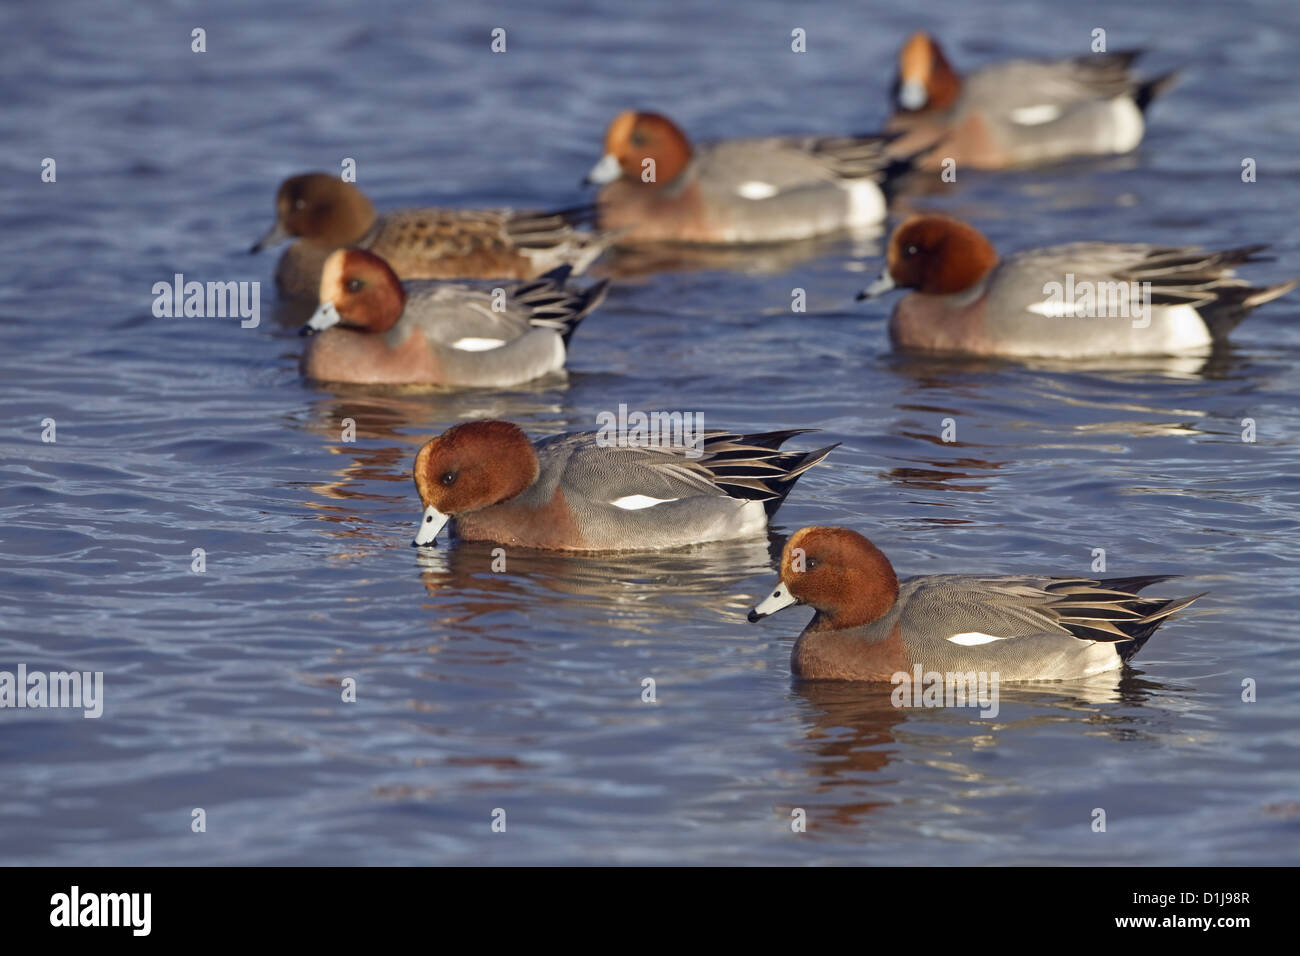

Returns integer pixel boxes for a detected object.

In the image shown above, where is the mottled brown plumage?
[252,173,611,299]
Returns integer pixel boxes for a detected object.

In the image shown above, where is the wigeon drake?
[411,421,838,551]
[300,249,608,387]
[887,32,1176,169]
[251,173,611,299]
[748,526,1203,682]
[583,110,911,244]
[858,215,1299,358]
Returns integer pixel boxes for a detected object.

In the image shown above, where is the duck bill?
[748,581,798,622]
[300,301,341,336]
[412,505,450,547]
[856,270,896,301]
[583,153,621,186]
[898,79,929,111]
[250,219,290,254]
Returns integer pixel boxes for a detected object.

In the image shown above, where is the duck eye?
[345,278,364,293]
[294,198,307,210]
[905,244,918,257]
[807,557,819,570]
[440,471,457,486]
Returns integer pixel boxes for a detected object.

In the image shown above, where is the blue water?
[2,0,1299,865]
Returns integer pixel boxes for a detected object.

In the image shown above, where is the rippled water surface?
[3,0,1299,865]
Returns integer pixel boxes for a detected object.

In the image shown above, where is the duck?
[857,215,1298,357]
[583,110,910,243]
[251,172,610,299]
[411,420,838,551]
[886,31,1176,169]
[300,249,608,387]
[748,526,1203,681]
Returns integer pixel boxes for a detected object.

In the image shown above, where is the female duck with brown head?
[251,172,612,299]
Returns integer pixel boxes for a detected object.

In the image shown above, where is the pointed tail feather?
[1135,70,1178,113]
[1244,278,1300,310]
[515,272,611,346]
[1117,592,1206,661]
[1200,278,1298,342]
[757,442,840,518]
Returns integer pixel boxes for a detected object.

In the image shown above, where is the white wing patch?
[736,181,778,200]
[946,632,1007,646]
[1027,298,1086,318]
[1010,104,1063,126]
[611,495,680,510]
[451,337,507,352]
